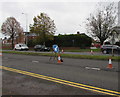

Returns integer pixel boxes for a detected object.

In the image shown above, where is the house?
[113,1,120,42]
[27,33,37,40]
[2,32,26,49]
[105,2,120,44]
[110,2,120,43]
[2,32,37,45]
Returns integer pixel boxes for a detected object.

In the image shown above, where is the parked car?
[101,45,120,54]
[34,45,50,52]
[14,44,29,51]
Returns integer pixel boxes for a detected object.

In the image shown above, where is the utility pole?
[22,13,28,45]
[111,30,117,57]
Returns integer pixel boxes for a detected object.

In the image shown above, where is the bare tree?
[30,13,56,45]
[86,3,117,45]
[1,17,23,49]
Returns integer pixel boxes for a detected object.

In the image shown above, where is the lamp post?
[72,39,74,47]
[111,30,117,57]
[22,13,28,45]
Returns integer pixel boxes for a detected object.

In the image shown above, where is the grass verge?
[2,50,120,61]
[64,49,101,52]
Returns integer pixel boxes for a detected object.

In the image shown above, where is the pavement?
[1,53,120,95]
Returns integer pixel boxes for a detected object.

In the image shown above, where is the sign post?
[52,45,59,53]
[49,44,63,63]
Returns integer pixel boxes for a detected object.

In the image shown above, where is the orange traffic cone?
[57,54,62,63]
[107,58,113,69]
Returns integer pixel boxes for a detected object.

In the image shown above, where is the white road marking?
[91,68,101,71]
[85,67,101,71]
[32,61,39,63]
[85,67,91,69]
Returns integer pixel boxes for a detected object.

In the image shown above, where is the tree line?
[28,34,92,48]
[1,2,119,49]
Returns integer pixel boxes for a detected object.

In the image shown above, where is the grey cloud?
[1,1,98,37]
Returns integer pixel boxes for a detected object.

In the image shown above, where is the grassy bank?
[2,51,120,61]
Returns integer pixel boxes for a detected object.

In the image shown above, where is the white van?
[14,44,29,51]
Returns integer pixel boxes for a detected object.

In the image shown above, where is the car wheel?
[103,50,107,54]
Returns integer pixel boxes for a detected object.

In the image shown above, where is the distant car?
[34,45,50,52]
[101,45,120,54]
[14,44,29,51]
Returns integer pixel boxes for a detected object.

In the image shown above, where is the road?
[64,51,120,56]
[3,50,120,56]
[2,53,120,95]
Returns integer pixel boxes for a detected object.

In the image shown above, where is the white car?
[14,44,29,51]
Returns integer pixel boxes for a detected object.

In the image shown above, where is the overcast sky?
[0,0,119,38]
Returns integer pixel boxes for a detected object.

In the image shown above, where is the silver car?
[101,45,120,54]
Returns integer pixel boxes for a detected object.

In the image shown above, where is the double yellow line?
[0,66,120,96]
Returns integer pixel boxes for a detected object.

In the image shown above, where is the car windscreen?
[36,45,42,47]
[21,44,27,47]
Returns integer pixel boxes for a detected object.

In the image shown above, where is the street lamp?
[111,30,117,57]
[72,39,75,47]
[22,13,28,45]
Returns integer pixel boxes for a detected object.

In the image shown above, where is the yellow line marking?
[0,66,119,96]
[5,66,119,95]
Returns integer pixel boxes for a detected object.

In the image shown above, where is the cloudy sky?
[0,0,119,38]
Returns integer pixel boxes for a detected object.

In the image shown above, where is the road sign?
[52,45,59,53]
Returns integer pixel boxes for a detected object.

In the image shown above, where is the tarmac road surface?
[3,50,120,56]
[1,53,120,96]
